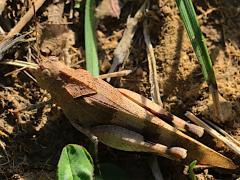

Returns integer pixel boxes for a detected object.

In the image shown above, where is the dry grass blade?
[107,0,148,81]
[185,111,240,155]
[98,70,132,79]
[143,18,162,106]
[0,60,38,69]
[143,10,165,179]
[203,118,240,147]
[0,34,28,60]
[23,70,37,83]
[4,67,26,77]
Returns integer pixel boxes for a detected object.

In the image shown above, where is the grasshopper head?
[32,59,67,90]
[32,59,97,98]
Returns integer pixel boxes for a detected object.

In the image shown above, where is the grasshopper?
[32,60,236,169]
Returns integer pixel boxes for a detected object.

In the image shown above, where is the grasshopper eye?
[42,69,51,77]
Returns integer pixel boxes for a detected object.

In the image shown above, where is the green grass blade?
[85,0,99,76]
[176,0,217,88]
[176,0,224,121]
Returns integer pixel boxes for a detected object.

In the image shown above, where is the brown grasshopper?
[32,60,236,169]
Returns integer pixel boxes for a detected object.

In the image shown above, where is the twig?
[6,0,47,38]
[185,111,240,155]
[98,69,132,79]
[143,18,162,106]
[107,0,148,81]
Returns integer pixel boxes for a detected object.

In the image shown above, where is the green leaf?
[85,0,99,76]
[95,163,130,180]
[57,144,94,180]
[176,0,217,88]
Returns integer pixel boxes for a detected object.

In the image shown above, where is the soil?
[0,0,239,179]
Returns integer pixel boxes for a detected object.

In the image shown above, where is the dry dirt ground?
[0,0,239,179]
